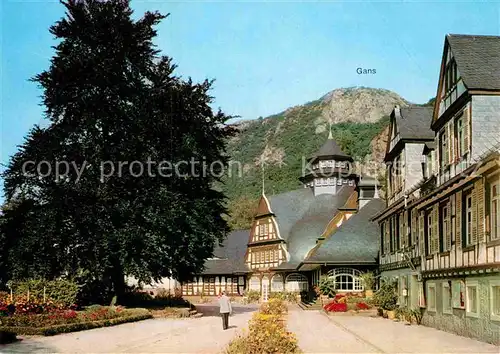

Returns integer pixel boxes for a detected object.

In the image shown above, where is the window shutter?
[456,191,462,250]
[463,104,470,154]
[475,179,485,242]
[412,209,418,246]
[471,187,478,244]
[447,122,454,165]
[446,203,452,251]
[432,205,439,254]
[385,220,390,254]
[402,211,407,248]
[419,212,425,255]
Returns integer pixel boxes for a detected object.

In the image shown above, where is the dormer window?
[444,58,458,94]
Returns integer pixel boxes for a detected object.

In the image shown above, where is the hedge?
[0,310,152,336]
[8,279,79,308]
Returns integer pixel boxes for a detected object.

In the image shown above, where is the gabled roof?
[304,198,385,264]
[202,229,250,274]
[385,105,434,161]
[397,106,435,140]
[447,34,500,91]
[255,194,273,217]
[268,185,355,270]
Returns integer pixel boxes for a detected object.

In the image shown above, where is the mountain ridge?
[223,86,432,229]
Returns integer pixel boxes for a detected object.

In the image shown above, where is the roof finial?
[261,160,265,195]
[328,122,333,140]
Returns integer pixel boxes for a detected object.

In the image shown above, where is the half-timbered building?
[180,131,384,300]
[375,34,500,345]
[372,105,435,309]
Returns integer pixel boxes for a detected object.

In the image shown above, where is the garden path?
[287,306,500,353]
[0,303,258,353]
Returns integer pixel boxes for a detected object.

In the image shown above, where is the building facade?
[375,34,500,345]
[180,132,384,300]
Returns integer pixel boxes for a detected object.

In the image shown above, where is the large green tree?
[1,0,233,300]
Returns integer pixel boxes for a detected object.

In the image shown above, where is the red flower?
[324,302,347,312]
[356,302,370,310]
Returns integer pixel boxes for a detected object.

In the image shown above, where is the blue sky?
[1,0,499,199]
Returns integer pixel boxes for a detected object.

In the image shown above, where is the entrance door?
[262,276,270,302]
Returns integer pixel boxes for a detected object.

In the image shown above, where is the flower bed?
[0,307,151,336]
[225,299,301,354]
[323,294,374,315]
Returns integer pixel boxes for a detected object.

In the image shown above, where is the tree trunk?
[111,261,126,304]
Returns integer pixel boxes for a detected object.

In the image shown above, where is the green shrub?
[8,279,78,308]
[318,276,336,297]
[372,278,397,311]
[346,296,368,304]
[359,272,375,290]
[245,290,260,303]
[120,290,190,309]
[269,291,299,303]
[410,308,423,325]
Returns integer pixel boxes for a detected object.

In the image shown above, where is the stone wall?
[422,275,500,345]
[471,96,500,161]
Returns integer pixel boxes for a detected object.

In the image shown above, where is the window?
[427,283,436,311]
[455,114,466,158]
[335,161,340,168]
[328,268,363,292]
[337,178,342,186]
[440,129,448,170]
[426,211,432,256]
[380,222,385,255]
[490,280,500,322]
[424,152,434,179]
[491,180,500,241]
[445,59,458,93]
[259,223,268,238]
[443,282,452,314]
[440,202,450,252]
[271,274,284,292]
[466,280,479,317]
[465,191,473,246]
[249,276,260,291]
[285,274,308,292]
[452,280,465,309]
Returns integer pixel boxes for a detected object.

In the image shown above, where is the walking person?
[218,290,232,330]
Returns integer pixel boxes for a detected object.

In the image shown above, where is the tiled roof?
[305,198,385,264]
[268,186,354,268]
[202,229,250,274]
[447,34,500,91]
[309,138,353,162]
[397,106,434,140]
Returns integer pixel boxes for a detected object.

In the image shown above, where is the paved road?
[287,306,500,353]
[3,304,499,353]
[0,304,258,354]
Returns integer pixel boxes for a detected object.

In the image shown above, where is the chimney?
[356,176,379,209]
